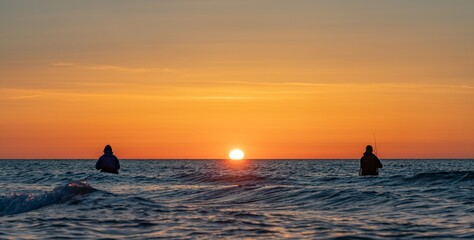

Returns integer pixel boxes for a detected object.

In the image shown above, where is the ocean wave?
[173,172,285,185]
[0,180,96,216]
[409,171,474,181]
[403,171,474,185]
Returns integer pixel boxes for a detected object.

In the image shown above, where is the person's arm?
[95,157,102,170]
[114,156,120,170]
[359,157,365,175]
[375,156,383,168]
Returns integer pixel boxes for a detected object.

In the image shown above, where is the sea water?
[0,159,473,239]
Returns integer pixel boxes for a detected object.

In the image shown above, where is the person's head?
[103,145,112,154]
[365,145,373,153]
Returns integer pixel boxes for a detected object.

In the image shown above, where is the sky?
[1,0,474,159]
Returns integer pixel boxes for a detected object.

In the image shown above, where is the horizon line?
[0,158,473,161]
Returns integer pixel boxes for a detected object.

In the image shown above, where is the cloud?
[1,87,257,102]
[211,80,474,91]
[0,88,45,100]
[210,81,339,88]
[51,62,177,73]
[158,68,178,73]
[10,94,43,100]
[176,96,258,100]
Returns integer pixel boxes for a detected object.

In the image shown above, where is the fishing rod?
[373,134,378,156]
[374,133,382,175]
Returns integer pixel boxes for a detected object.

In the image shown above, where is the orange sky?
[1,1,474,159]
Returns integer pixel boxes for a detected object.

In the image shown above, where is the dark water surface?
[1,160,473,239]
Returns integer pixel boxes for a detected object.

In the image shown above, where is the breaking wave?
[0,180,96,216]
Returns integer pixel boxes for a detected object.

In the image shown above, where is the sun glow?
[229,149,245,160]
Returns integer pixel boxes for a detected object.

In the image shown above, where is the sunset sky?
[1,1,474,159]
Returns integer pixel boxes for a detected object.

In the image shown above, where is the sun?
[229,149,245,160]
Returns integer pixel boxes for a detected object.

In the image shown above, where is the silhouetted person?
[360,145,382,176]
[96,145,120,174]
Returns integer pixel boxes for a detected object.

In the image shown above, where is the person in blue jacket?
[96,145,120,174]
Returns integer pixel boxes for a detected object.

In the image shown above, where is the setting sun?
[229,149,245,160]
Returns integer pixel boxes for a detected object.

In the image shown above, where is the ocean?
[0,159,473,239]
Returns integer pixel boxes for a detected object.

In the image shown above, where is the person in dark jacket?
[96,145,120,174]
[360,145,382,176]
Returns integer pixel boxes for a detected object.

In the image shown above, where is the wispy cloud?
[51,62,177,73]
[10,94,43,100]
[211,80,474,91]
[174,95,258,100]
[210,81,335,87]
[1,87,257,102]
[0,88,46,100]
